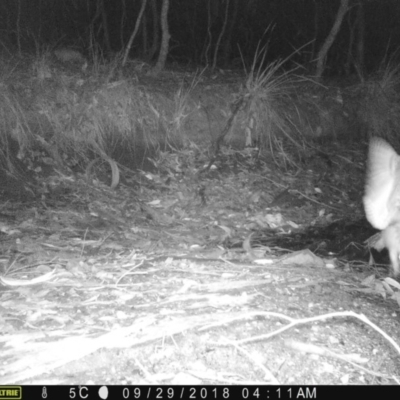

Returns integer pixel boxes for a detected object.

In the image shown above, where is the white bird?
[363,137,400,276]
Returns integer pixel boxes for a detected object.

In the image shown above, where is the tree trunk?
[356,1,365,76]
[101,0,111,54]
[149,0,170,76]
[201,0,213,65]
[221,0,239,66]
[148,0,160,61]
[315,0,349,79]
[120,0,126,49]
[122,0,149,66]
[212,0,230,70]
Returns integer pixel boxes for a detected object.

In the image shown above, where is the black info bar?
[0,385,396,400]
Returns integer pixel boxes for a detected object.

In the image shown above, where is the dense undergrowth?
[1,49,400,191]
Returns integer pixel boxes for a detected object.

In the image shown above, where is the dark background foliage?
[1,0,399,74]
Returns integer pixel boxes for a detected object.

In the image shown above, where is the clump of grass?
[170,70,205,149]
[241,45,301,167]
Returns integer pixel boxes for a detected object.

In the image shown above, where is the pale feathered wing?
[363,137,400,230]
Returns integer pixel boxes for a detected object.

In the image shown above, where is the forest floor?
[0,67,399,386]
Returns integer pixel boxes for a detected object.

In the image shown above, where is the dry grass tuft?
[241,45,303,167]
